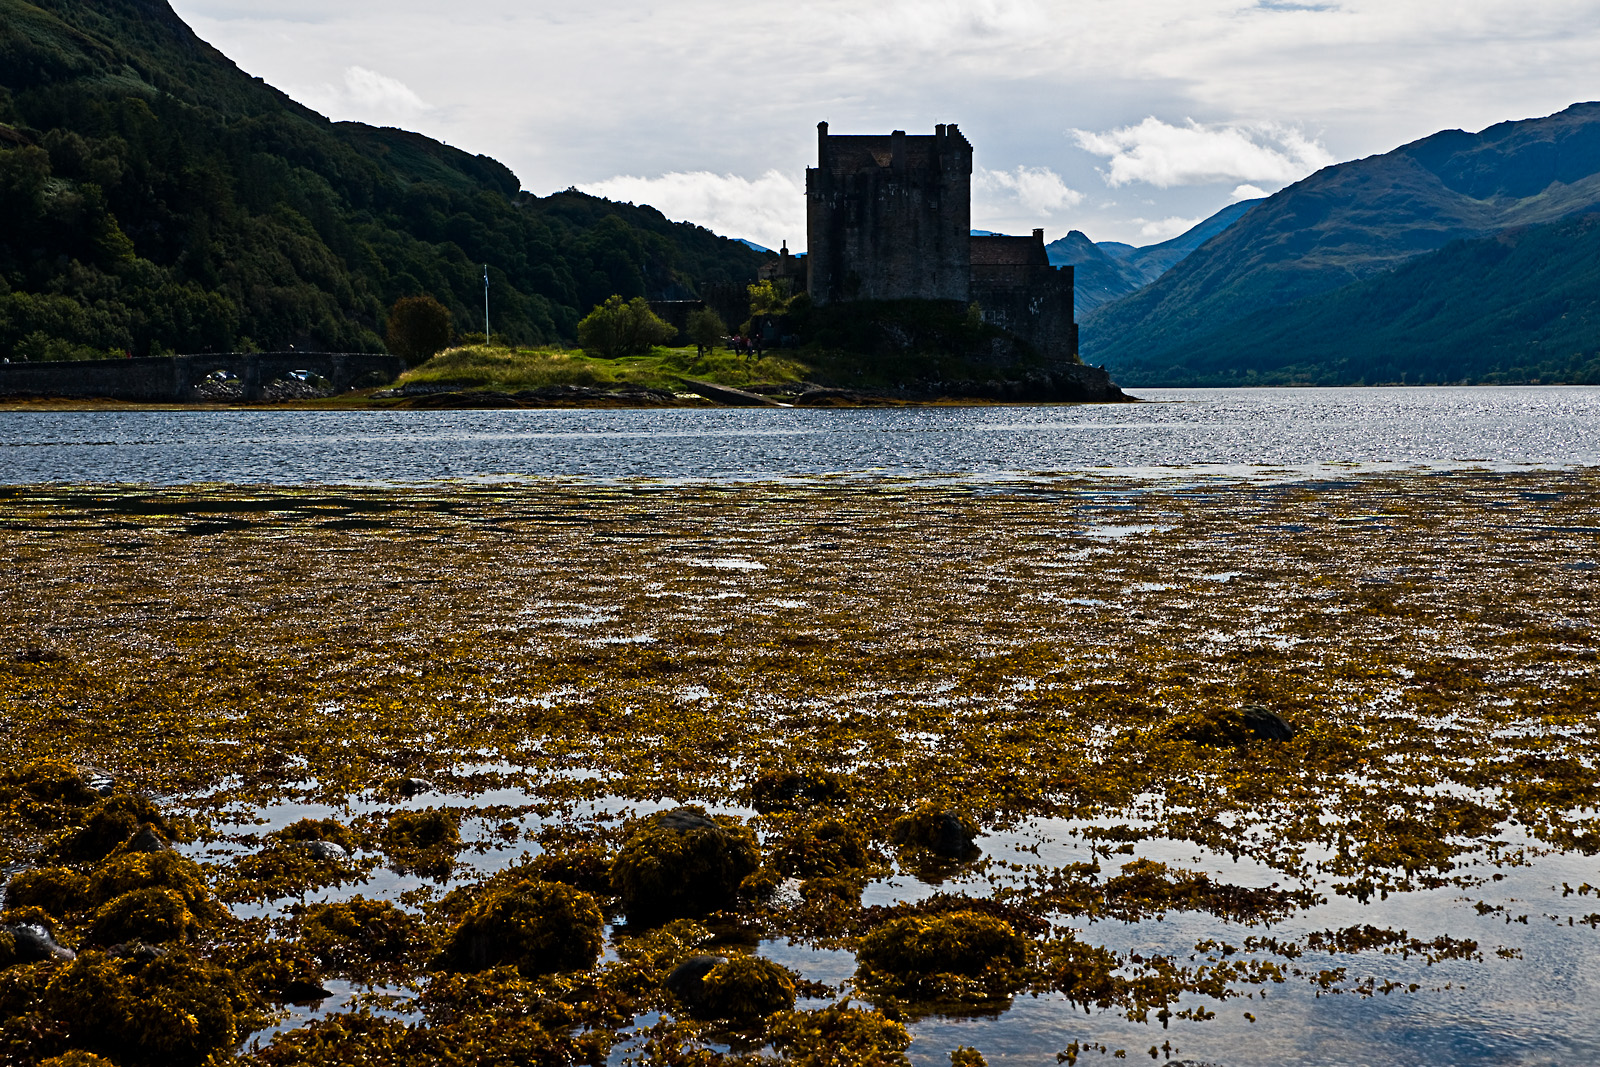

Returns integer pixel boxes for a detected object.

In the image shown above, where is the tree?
[746,279,790,318]
[686,307,728,357]
[576,295,676,358]
[386,295,453,365]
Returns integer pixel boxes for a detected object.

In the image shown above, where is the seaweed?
[612,807,760,922]
[433,880,604,977]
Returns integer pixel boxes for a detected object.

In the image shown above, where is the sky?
[171,0,1600,251]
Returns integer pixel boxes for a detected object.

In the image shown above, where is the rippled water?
[3,386,1599,484]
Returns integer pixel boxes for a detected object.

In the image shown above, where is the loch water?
[2,385,1599,485]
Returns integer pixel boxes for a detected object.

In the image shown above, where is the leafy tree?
[686,306,727,357]
[576,295,675,358]
[386,295,453,364]
[747,279,790,318]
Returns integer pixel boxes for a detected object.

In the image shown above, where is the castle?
[764,122,1078,363]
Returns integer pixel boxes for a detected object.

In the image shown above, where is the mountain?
[1083,102,1600,382]
[0,0,764,358]
[1044,201,1261,314]
[1128,212,1600,385]
[1043,231,1148,314]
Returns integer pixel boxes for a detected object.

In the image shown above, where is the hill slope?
[1126,212,1600,385]
[0,0,764,358]
[1083,102,1600,380]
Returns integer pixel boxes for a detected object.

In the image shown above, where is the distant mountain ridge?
[1045,200,1261,313]
[1082,102,1600,384]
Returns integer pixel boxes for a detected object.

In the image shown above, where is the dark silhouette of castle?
[797,122,1078,362]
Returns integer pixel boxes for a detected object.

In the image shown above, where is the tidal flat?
[2,471,1598,1066]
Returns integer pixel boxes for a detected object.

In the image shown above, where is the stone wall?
[0,352,404,401]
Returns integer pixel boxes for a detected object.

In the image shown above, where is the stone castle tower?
[804,122,1077,362]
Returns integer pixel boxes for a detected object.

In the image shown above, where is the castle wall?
[806,124,971,305]
[970,232,1079,364]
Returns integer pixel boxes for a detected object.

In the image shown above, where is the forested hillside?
[0,0,765,358]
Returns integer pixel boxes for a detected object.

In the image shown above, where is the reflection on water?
[4,386,1600,485]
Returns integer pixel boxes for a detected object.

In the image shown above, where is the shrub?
[386,295,453,365]
[611,807,759,921]
[434,880,603,977]
[576,295,675,358]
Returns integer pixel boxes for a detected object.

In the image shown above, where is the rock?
[664,954,725,1000]
[303,840,350,863]
[1241,705,1298,742]
[395,777,434,798]
[279,978,335,1005]
[889,804,980,860]
[127,826,172,853]
[611,806,760,921]
[666,954,797,1020]
[3,921,76,962]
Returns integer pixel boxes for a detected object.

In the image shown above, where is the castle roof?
[817,126,971,177]
[970,235,1048,267]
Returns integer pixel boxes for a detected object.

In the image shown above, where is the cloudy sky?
[172,0,1600,250]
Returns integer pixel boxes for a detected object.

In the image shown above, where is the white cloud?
[975,165,1084,216]
[1072,118,1336,189]
[578,170,805,253]
[1138,216,1203,241]
[1231,183,1268,200]
[294,66,430,120]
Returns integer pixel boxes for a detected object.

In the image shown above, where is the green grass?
[398,345,812,393]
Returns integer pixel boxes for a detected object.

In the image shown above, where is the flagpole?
[483,264,490,345]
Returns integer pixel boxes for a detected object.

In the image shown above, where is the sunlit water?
[3,386,1599,484]
[12,386,1600,1065]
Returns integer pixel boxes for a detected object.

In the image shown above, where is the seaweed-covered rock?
[0,760,103,830]
[237,943,332,1005]
[1166,705,1298,745]
[51,794,187,863]
[434,880,603,977]
[666,953,797,1020]
[88,851,218,920]
[612,807,759,921]
[888,803,980,860]
[35,949,255,1067]
[88,888,199,946]
[769,1003,912,1067]
[300,896,430,979]
[381,809,461,875]
[525,846,613,897]
[39,1053,118,1067]
[274,817,358,853]
[856,910,1026,998]
[951,1047,988,1067]
[6,867,92,916]
[751,770,849,813]
[772,818,870,878]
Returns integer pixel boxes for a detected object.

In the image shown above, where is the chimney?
[935,123,947,138]
[817,121,829,164]
[891,129,906,170]
[1033,228,1044,240]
